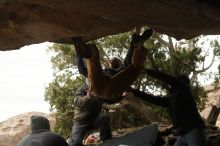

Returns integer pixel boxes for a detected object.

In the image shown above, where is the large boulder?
[0,0,220,50]
[201,84,220,127]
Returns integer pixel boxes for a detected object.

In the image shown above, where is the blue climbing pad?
[100,124,158,146]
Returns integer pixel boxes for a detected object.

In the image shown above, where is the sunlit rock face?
[0,0,220,50]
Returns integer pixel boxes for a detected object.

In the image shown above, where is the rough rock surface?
[201,84,220,127]
[0,0,220,50]
[0,111,55,146]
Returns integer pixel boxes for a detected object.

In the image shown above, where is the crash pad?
[100,124,158,146]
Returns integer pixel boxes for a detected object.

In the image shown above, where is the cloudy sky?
[0,42,53,122]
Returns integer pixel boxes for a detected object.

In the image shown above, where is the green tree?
[44,44,83,137]
[44,30,220,137]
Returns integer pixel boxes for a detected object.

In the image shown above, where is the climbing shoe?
[132,29,153,48]
[72,37,92,58]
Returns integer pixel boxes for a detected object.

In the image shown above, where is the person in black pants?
[68,28,153,146]
[132,69,206,146]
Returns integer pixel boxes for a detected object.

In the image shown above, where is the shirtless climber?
[68,28,153,146]
[73,28,153,100]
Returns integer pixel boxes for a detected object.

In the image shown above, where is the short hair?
[110,57,123,69]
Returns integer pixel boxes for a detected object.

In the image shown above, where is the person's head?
[176,74,190,85]
[110,57,123,69]
[31,115,50,132]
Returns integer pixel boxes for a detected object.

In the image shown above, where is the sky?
[0,42,53,122]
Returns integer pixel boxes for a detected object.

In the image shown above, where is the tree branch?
[195,53,215,75]
[154,34,169,47]
[102,102,128,110]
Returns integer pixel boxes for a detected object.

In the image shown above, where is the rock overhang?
[0,0,220,50]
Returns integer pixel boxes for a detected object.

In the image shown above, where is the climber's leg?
[86,45,147,99]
